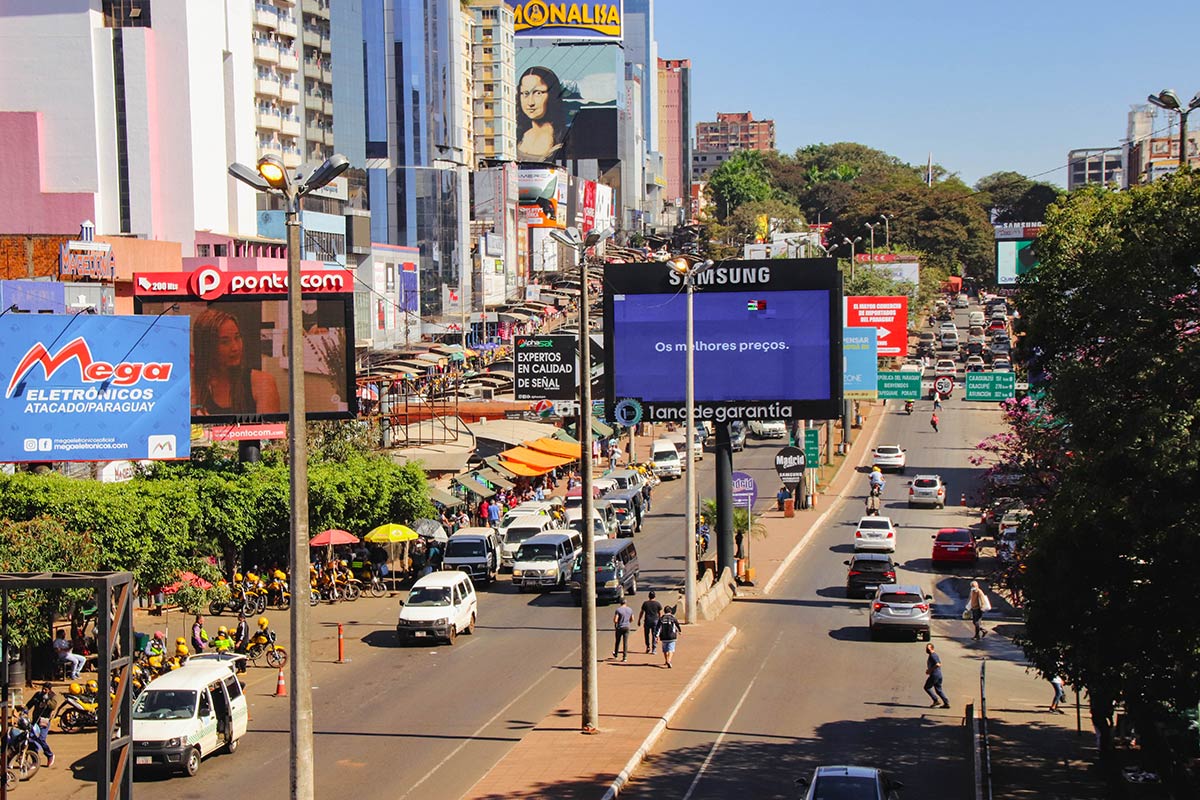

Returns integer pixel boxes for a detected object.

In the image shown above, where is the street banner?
[1,314,191,461]
[877,371,922,400]
[514,334,577,401]
[965,372,1016,402]
[843,327,878,400]
[732,471,758,509]
[774,446,806,491]
[845,296,909,356]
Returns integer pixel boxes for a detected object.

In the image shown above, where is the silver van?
[499,515,555,570]
[939,330,960,351]
[512,530,581,591]
[443,528,501,584]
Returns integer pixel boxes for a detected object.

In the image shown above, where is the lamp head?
[256,155,289,190]
[550,229,578,248]
[228,162,271,193]
[1190,91,1200,112]
[301,153,350,195]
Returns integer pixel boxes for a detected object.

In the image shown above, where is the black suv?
[844,553,897,599]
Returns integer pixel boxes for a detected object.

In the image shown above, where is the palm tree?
[699,498,768,559]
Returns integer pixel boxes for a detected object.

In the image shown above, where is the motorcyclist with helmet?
[143,631,166,659]
[211,626,234,653]
[867,467,885,515]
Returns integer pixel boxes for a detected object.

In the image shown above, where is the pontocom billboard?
[0,314,192,461]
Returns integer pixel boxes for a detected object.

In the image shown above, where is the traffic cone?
[274,666,287,697]
[960,493,966,506]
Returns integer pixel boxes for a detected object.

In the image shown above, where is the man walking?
[612,597,633,661]
[924,643,950,708]
[657,606,681,669]
[637,591,663,654]
[930,412,940,433]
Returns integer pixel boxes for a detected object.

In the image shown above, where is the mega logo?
[6,337,173,397]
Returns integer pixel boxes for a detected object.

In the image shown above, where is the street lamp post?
[843,236,863,281]
[551,225,613,733]
[865,222,881,256]
[665,255,714,623]
[840,235,862,452]
[229,153,349,800]
[880,214,892,249]
[1147,89,1200,168]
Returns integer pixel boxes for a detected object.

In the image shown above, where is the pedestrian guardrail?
[979,660,994,800]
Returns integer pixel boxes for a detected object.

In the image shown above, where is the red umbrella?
[162,571,213,595]
[309,529,359,547]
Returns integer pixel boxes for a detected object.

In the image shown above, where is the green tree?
[706,150,776,221]
[0,517,100,648]
[974,170,1062,223]
[1011,174,1200,769]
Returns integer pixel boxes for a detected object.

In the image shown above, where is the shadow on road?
[827,625,872,642]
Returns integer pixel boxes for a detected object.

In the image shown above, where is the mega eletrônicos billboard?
[604,259,843,423]
[0,314,192,461]
[515,43,622,163]
[134,267,356,424]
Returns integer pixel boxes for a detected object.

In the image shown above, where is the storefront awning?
[497,459,550,477]
[452,477,495,499]
[499,446,574,471]
[428,486,464,508]
[416,352,448,365]
[525,437,581,460]
[483,456,520,478]
[553,430,579,444]
[471,468,515,490]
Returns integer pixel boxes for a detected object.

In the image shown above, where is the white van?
[396,570,477,644]
[132,660,249,777]
[651,439,682,479]
[565,507,610,540]
[512,530,580,591]
[499,514,555,569]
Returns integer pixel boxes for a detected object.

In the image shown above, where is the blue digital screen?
[611,290,833,402]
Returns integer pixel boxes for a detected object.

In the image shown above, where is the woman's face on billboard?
[216,318,244,368]
[520,73,549,121]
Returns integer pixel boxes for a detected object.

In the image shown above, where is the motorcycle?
[54,684,100,733]
[903,400,914,415]
[5,716,40,782]
[245,628,288,669]
[865,485,883,516]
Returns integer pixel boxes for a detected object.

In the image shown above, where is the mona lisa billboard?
[515,43,622,164]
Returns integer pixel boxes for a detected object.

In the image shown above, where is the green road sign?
[804,428,820,466]
[877,371,922,400]
[965,372,1016,402]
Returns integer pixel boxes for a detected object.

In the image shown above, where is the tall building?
[1066,148,1123,191]
[696,111,775,152]
[469,0,516,164]
[1125,104,1200,184]
[657,58,691,209]
[623,0,658,154]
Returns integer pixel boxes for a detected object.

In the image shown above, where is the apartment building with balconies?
[469,0,516,164]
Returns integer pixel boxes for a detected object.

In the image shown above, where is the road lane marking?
[679,631,782,800]
[400,645,580,800]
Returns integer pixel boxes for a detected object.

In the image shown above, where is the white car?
[853,516,897,553]
[908,474,947,508]
[992,358,1012,372]
[939,321,957,333]
[748,420,788,439]
[871,445,906,473]
[934,359,957,376]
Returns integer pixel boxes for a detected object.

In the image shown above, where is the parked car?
[748,420,787,439]
[443,529,501,584]
[908,474,947,509]
[844,553,897,599]
[982,497,1025,536]
[797,766,903,800]
[868,584,933,641]
[931,527,978,565]
[871,445,907,473]
[853,516,897,553]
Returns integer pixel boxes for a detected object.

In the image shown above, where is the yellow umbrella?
[365,523,419,543]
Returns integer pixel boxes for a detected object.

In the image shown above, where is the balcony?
[322,99,333,116]
[258,140,284,159]
[306,125,325,142]
[302,28,320,47]
[283,149,302,169]
[281,116,301,137]
[304,93,322,111]
[278,51,299,72]
[256,111,282,132]
[303,60,321,79]
[254,42,279,64]
[254,6,278,29]
[320,67,332,84]
[280,83,300,104]
[320,35,331,54]
[302,0,329,19]
[277,16,297,37]
[255,77,281,97]
[323,129,335,147]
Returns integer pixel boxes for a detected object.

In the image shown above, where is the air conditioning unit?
[479,388,494,401]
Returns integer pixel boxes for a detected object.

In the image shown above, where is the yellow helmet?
[872,466,882,473]
[87,680,98,694]
[340,560,348,568]
[175,643,189,656]
[175,637,187,645]
[258,617,269,629]
[246,572,259,582]
[217,626,228,635]
[148,655,163,669]
[233,572,244,582]
[69,682,82,695]
[273,569,287,581]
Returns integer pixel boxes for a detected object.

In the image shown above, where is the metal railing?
[979,659,994,800]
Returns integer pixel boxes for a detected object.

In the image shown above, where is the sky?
[653,0,1198,187]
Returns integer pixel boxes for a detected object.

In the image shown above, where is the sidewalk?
[461,405,887,799]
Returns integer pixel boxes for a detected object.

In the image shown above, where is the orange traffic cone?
[274,666,287,697]
[960,493,967,506]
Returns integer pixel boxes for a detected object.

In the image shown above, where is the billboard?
[514,335,577,401]
[843,328,879,400]
[604,259,843,423]
[515,44,622,163]
[134,267,356,424]
[0,314,192,461]
[996,240,1040,285]
[506,1,623,41]
[518,167,569,228]
[845,296,909,357]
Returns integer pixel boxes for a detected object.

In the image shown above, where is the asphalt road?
[51,435,789,799]
[622,303,1013,799]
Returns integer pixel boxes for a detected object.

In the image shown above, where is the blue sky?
[654,0,1197,187]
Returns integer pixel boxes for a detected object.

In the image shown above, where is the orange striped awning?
[500,445,574,470]
[525,437,581,460]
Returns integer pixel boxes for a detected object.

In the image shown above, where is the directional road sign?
[965,372,1016,402]
[804,428,820,466]
[877,371,922,400]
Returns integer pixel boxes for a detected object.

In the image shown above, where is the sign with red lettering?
[133,268,351,299]
[845,296,909,357]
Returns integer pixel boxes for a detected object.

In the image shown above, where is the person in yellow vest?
[211,626,234,653]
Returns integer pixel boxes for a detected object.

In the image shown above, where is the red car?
[931,527,978,565]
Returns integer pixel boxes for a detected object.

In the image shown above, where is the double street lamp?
[1147,89,1200,168]
[880,214,892,249]
[550,225,613,733]
[229,152,349,800]
[864,222,881,256]
[843,236,863,280]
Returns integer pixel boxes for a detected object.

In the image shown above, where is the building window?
[196,244,210,257]
[214,244,228,257]
[103,0,151,28]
